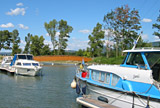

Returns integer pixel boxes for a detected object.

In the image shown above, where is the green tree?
[0,30,12,51]
[88,23,105,57]
[83,47,91,57]
[76,49,84,56]
[103,5,141,57]
[153,12,160,38]
[136,37,152,47]
[58,20,73,55]
[30,35,45,56]
[11,29,21,55]
[23,33,32,54]
[41,44,51,55]
[44,19,58,54]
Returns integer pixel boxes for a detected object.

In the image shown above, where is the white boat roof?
[123,47,160,52]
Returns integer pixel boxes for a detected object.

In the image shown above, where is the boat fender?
[76,84,80,94]
[82,86,86,95]
[71,79,76,89]
[98,96,109,103]
[82,71,87,78]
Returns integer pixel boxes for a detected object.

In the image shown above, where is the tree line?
[77,5,159,58]
[0,5,159,58]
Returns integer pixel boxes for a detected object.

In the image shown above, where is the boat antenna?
[132,31,142,50]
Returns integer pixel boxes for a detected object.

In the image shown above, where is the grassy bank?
[89,56,125,64]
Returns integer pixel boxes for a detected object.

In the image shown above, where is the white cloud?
[103,29,114,37]
[46,32,60,37]
[6,8,26,16]
[44,40,53,49]
[142,18,152,23]
[0,23,14,28]
[16,3,23,6]
[154,36,160,41]
[45,36,89,51]
[46,33,50,36]
[66,38,89,50]
[19,40,26,50]
[21,40,26,45]
[104,40,114,46]
[141,34,148,40]
[18,24,29,29]
[79,29,91,34]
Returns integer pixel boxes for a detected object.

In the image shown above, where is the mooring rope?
[134,92,156,108]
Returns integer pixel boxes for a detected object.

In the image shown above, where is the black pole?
[132,92,135,108]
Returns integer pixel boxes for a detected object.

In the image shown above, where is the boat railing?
[75,63,88,74]
[134,47,160,50]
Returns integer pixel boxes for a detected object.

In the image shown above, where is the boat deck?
[76,97,119,108]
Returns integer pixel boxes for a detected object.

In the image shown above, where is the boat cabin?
[10,54,34,66]
[121,48,160,82]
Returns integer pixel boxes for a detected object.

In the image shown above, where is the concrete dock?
[76,97,119,108]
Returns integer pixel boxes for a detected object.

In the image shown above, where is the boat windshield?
[126,52,145,66]
[18,55,26,59]
[145,52,160,82]
[17,55,33,60]
[27,55,33,60]
[145,52,160,68]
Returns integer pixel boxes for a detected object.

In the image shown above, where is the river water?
[0,65,81,108]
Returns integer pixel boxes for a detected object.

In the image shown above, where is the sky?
[0,0,160,52]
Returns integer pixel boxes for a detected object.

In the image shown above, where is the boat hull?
[15,67,42,76]
[77,78,160,108]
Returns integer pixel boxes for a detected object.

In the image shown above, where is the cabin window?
[92,70,100,81]
[23,63,31,66]
[112,74,120,86]
[32,63,39,66]
[126,52,145,66]
[16,62,21,66]
[105,73,110,84]
[100,72,105,82]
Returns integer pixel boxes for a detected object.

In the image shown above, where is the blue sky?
[0,0,160,52]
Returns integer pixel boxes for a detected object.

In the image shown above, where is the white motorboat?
[1,56,13,68]
[10,54,42,76]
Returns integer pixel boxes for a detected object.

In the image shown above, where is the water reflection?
[0,65,81,108]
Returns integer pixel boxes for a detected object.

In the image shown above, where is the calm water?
[0,65,81,108]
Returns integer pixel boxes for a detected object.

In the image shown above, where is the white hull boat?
[10,54,42,76]
[72,47,160,108]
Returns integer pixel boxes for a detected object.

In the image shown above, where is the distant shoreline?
[0,55,92,64]
[34,55,92,62]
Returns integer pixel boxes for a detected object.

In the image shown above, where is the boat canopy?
[10,54,33,66]
[123,47,160,53]
[121,49,160,82]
